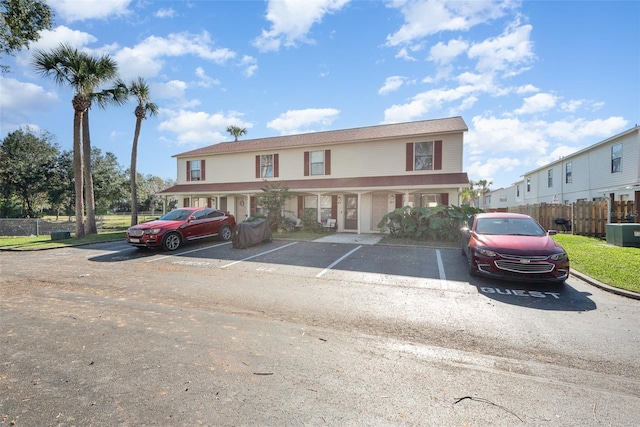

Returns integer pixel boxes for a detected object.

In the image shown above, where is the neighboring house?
[159,116,470,234]
[485,126,639,211]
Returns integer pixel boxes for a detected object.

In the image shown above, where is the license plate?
[129,238,140,243]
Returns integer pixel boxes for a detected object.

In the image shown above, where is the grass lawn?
[1,225,637,294]
[552,234,640,293]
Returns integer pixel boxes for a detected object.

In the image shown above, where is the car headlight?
[550,252,568,261]
[144,228,162,235]
[475,248,497,257]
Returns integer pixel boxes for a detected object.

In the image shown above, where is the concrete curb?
[571,269,640,300]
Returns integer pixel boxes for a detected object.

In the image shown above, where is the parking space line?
[436,249,448,289]
[316,245,363,278]
[220,242,298,268]
[145,241,232,263]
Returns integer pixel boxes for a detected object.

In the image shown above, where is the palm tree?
[127,77,158,226]
[226,125,247,141]
[32,44,119,237]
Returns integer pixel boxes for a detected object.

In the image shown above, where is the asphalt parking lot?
[2,236,639,425]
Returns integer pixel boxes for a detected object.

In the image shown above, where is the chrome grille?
[129,229,144,237]
[495,260,555,274]
[498,253,550,261]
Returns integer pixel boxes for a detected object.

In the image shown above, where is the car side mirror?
[188,215,196,222]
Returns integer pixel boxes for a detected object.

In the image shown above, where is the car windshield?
[159,209,192,221]
[475,217,546,236]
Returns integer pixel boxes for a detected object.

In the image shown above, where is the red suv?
[126,207,236,251]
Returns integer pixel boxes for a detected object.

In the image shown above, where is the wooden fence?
[505,200,636,237]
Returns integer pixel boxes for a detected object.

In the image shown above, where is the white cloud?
[113,32,236,80]
[383,85,477,123]
[0,77,58,134]
[253,0,351,52]
[386,0,514,47]
[467,157,522,183]
[378,76,406,95]
[239,55,258,77]
[468,21,534,76]
[194,67,220,88]
[267,108,340,134]
[155,8,176,18]
[48,0,132,22]
[429,38,469,65]
[514,93,558,115]
[465,115,630,183]
[158,110,252,145]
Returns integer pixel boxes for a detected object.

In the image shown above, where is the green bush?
[377,204,483,242]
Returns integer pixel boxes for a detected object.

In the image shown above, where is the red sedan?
[127,207,236,251]
[461,213,569,283]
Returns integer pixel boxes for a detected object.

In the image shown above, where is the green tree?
[47,150,74,220]
[226,125,247,141]
[127,77,158,226]
[256,182,291,230]
[91,148,128,215]
[32,43,119,237]
[0,128,59,217]
[0,0,53,72]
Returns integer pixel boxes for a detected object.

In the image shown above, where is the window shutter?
[406,143,413,171]
[274,153,279,178]
[183,197,189,207]
[186,161,191,181]
[325,150,331,175]
[297,196,304,217]
[434,140,442,170]
[201,160,206,181]
[250,196,256,215]
[304,151,310,176]
[255,155,260,178]
[440,193,449,206]
[331,195,338,219]
[207,197,212,208]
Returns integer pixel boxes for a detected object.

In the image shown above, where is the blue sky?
[1,0,638,190]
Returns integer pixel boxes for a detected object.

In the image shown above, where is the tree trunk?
[83,110,97,234]
[130,116,142,226]
[73,109,85,238]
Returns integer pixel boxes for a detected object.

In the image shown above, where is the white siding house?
[489,126,639,211]
[159,117,470,234]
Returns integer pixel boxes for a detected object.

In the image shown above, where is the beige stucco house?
[159,116,470,234]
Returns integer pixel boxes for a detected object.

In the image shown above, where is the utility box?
[606,224,640,248]
[51,231,71,241]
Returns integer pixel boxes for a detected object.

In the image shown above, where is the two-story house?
[159,116,470,234]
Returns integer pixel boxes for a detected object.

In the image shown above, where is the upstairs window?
[304,150,331,176]
[406,141,442,171]
[611,144,622,173]
[255,154,279,178]
[547,169,553,188]
[415,141,433,170]
[526,177,531,192]
[187,160,205,181]
[565,162,572,183]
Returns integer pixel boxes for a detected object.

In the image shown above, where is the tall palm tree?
[32,44,119,237]
[226,125,247,141]
[83,81,128,234]
[127,77,158,226]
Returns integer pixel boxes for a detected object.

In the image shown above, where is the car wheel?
[162,232,181,251]
[220,225,233,241]
[467,250,477,277]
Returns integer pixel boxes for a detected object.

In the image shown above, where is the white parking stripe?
[145,241,232,263]
[220,242,298,268]
[436,249,448,289]
[316,245,363,278]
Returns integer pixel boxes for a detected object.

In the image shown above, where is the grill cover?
[232,219,273,249]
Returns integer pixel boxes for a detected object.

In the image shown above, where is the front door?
[344,194,358,230]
